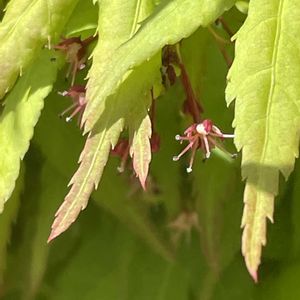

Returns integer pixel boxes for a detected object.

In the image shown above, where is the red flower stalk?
[111,134,160,174]
[173,119,235,173]
[59,85,86,125]
[54,35,97,84]
[162,46,178,86]
[111,139,130,173]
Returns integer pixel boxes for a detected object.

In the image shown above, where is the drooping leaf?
[129,106,152,190]
[48,0,159,240]
[0,0,79,98]
[83,0,236,131]
[226,0,300,280]
[0,50,61,213]
[48,114,124,242]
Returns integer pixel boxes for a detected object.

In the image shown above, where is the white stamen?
[58,91,68,96]
[205,152,211,159]
[212,125,222,135]
[222,134,235,138]
[117,166,124,173]
[186,167,192,173]
[173,156,179,161]
[175,134,181,140]
[66,117,72,122]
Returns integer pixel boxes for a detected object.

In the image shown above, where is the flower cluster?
[173,119,235,173]
[54,35,97,126]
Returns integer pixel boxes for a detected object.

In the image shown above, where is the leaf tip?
[139,176,147,191]
[47,230,59,243]
[248,267,258,283]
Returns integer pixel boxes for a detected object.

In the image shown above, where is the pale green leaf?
[226,0,300,280]
[0,0,79,99]
[48,116,124,241]
[48,0,158,240]
[129,104,152,190]
[235,1,249,14]
[0,50,60,213]
[83,0,236,132]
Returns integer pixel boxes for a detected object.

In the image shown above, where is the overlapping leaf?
[226,0,300,280]
[129,106,152,190]
[0,0,78,99]
[49,55,161,241]
[83,0,236,131]
[48,0,160,241]
[0,50,60,213]
[63,0,98,37]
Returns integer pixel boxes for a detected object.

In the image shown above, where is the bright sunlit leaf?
[227,0,300,280]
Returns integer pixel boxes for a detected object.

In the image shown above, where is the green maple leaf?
[83,0,236,132]
[226,0,300,280]
[0,50,60,212]
[0,0,78,99]
[129,98,152,190]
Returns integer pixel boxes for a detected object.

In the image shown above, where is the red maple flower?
[59,85,86,125]
[54,35,97,84]
[173,119,235,173]
[111,133,161,174]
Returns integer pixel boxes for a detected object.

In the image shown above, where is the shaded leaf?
[22,157,71,300]
[226,0,300,279]
[63,0,98,37]
[94,156,173,261]
[0,50,60,213]
[2,145,70,299]
[44,206,189,300]
[83,0,236,131]
[0,0,78,98]
[0,166,23,284]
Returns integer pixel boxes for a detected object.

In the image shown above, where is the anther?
[186,167,192,173]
